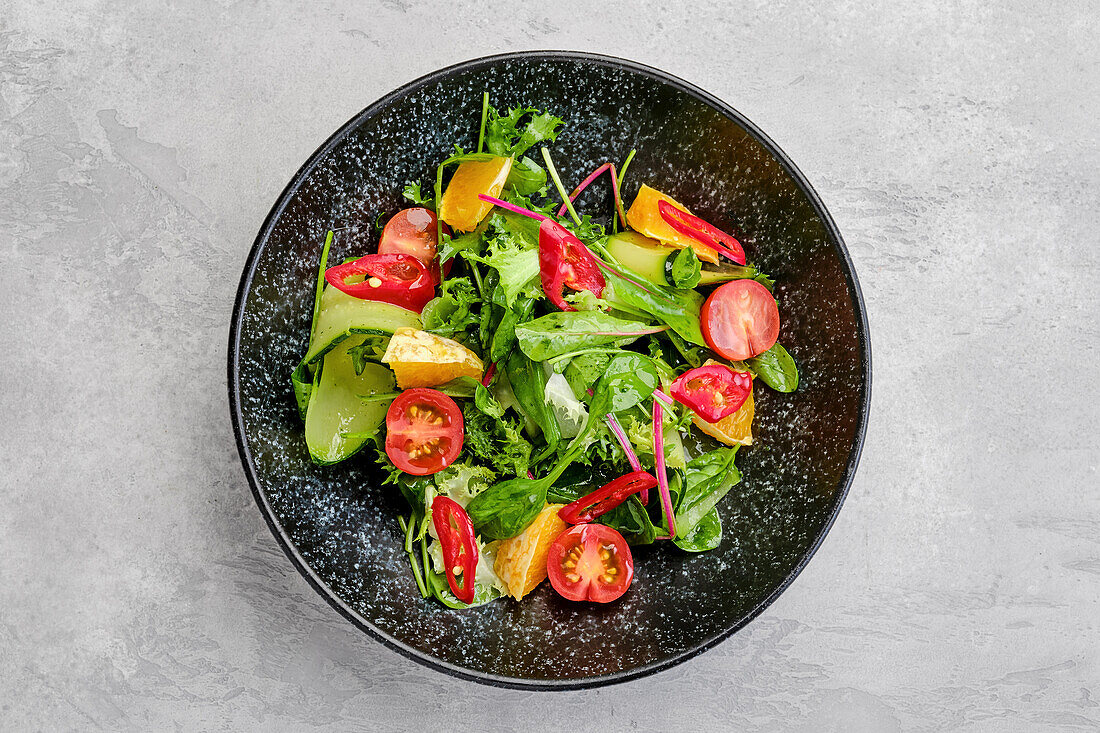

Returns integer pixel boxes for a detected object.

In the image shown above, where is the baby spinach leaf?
[465,476,548,541]
[505,350,560,456]
[598,259,707,346]
[669,247,701,288]
[516,311,666,361]
[600,495,658,546]
[675,447,741,539]
[673,508,721,552]
[489,296,536,363]
[747,343,799,393]
[597,352,661,414]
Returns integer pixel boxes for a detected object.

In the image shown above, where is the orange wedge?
[692,386,754,446]
[626,184,720,264]
[380,327,483,388]
[494,503,568,600]
[438,156,513,232]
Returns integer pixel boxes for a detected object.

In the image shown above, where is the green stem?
[309,230,334,342]
[612,149,636,233]
[546,347,627,366]
[541,147,581,225]
[477,91,489,153]
[402,513,415,554]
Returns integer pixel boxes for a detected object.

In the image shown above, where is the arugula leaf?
[747,343,799,393]
[673,508,721,552]
[484,105,564,158]
[515,311,667,361]
[402,180,433,208]
[675,447,741,539]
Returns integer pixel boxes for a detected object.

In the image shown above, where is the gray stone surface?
[1,1,1097,730]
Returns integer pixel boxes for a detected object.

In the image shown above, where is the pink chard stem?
[478,195,547,222]
[653,397,676,539]
[556,162,612,217]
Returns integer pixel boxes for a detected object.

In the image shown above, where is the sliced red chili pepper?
[657,200,747,265]
[538,218,606,311]
[431,496,478,604]
[324,253,435,312]
[558,471,658,525]
[671,364,753,423]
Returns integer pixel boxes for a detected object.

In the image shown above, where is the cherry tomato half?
[657,200,747,265]
[378,207,451,283]
[671,364,752,423]
[546,524,634,603]
[538,218,606,311]
[325,253,435,312]
[384,388,463,475]
[558,471,658,525]
[701,279,780,361]
[431,496,478,604]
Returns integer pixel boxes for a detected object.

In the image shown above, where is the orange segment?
[693,387,753,446]
[626,184,720,264]
[380,327,483,388]
[438,156,513,232]
[494,503,568,600]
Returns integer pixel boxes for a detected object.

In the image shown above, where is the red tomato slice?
[378,207,451,282]
[701,279,780,361]
[384,389,463,475]
[546,524,634,603]
[671,364,752,423]
[538,218,606,311]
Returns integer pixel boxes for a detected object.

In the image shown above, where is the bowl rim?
[227,50,872,691]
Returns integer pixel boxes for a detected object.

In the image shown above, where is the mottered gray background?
[1,1,1097,730]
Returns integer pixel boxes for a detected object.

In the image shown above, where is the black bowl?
[228,51,870,689]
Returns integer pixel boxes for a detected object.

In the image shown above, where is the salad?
[290,95,799,609]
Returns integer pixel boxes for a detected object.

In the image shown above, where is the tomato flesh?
[384,388,463,475]
[701,279,780,360]
[431,496,478,603]
[379,207,451,283]
[538,218,606,311]
[546,524,634,603]
[671,364,752,423]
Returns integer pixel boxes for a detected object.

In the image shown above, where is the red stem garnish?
[481,362,496,387]
[653,397,676,538]
[478,195,547,222]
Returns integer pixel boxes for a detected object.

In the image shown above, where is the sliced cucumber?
[304,334,396,465]
[303,286,422,364]
[605,231,675,285]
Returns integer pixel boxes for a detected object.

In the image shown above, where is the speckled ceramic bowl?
[228,51,870,689]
